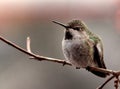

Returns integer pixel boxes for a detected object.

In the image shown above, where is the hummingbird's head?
[52,20,88,40]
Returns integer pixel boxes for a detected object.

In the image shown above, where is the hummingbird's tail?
[86,66,109,78]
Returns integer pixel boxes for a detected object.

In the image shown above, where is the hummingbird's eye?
[73,27,80,31]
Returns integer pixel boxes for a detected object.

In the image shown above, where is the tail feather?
[89,70,107,78]
[86,66,108,78]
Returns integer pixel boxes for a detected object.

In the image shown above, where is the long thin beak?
[52,21,68,29]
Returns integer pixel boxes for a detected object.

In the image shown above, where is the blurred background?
[0,0,120,89]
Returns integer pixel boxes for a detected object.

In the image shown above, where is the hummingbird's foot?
[63,61,67,66]
[86,66,91,71]
[86,66,90,71]
[76,67,80,69]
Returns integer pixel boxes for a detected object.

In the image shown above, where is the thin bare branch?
[0,35,115,74]
[1,35,120,89]
[97,75,115,89]
[0,36,71,66]
[26,36,34,59]
[27,37,32,53]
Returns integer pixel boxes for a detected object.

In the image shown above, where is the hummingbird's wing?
[87,41,108,78]
[93,42,106,69]
[88,41,109,78]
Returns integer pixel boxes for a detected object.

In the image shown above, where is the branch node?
[62,61,67,66]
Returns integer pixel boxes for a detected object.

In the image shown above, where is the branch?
[97,75,115,89]
[0,35,120,89]
[0,36,71,66]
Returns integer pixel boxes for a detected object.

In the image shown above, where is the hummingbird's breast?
[62,37,94,68]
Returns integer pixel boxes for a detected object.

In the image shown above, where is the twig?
[92,69,120,89]
[97,75,115,89]
[1,35,120,89]
[26,36,34,59]
[27,37,32,53]
[0,36,71,66]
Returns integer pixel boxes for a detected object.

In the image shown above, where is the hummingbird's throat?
[65,31,73,40]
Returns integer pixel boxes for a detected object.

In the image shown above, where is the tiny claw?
[86,66,90,71]
[76,67,80,69]
[62,61,66,66]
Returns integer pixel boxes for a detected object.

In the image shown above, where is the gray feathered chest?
[62,36,94,68]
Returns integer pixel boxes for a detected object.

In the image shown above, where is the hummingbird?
[52,20,108,78]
